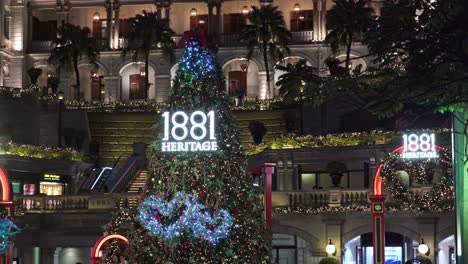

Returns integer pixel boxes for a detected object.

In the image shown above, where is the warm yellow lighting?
[140,67,146,77]
[57,90,64,100]
[299,13,305,20]
[93,12,100,21]
[190,8,197,17]
[293,3,301,12]
[325,239,336,255]
[418,239,430,255]
[242,6,249,15]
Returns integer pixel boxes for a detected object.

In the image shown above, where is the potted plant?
[48,77,60,94]
[248,120,267,145]
[27,67,42,92]
[319,257,340,264]
[326,161,347,187]
[235,88,245,106]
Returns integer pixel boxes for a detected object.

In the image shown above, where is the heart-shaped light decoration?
[138,192,233,244]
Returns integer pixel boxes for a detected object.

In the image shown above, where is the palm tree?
[48,23,99,100]
[240,5,291,101]
[275,60,320,104]
[325,0,373,73]
[123,11,175,100]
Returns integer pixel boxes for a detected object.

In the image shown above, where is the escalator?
[78,155,146,193]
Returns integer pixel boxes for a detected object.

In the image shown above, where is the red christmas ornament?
[198,192,207,199]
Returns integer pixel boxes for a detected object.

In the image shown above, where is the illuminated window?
[40,182,63,196]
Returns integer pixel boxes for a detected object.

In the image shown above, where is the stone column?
[320,0,327,41]
[56,1,63,29]
[164,1,171,20]
[105,0,113,50]
[26,1,33,52]
[215,2,222,40]
[323,219,344,259]
[104,75,120,102]
[40,248,56,264]
[313,0,320,41]
[63,4,71,24]
[113,1,121,50]
[154,74,171,102]
[258,71,268,100]
[417,217,437,263]
[0,54,4,86]
[207,3,214,36]
[155,1,162,19]
[53,247,62,264]
[0,0,4,42]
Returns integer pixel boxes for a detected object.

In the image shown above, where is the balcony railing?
[14,193,139,213]
[14,189,370,214]
[273,189,370,208]
[13,187,452,215]
[30,41,53,53]
[29,30,316,54]
[291,31,314,44]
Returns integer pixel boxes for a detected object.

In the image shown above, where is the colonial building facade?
[0,1,455,264]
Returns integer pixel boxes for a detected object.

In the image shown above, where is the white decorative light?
[190,8,197,17]
[161,111,217,152]
[293,3,301,12]
[93,12,100,21]
[241,6,249,15]
[325,239,336,255]
[401,133,438,159]
[418,238,430,256]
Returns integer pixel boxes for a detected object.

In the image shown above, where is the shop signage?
[161,110,217,152]
[44,174,61,181]
[401,133,438,159]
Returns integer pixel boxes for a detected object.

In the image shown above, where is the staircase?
[88,110,288,166]
[128,170,149,193]
[235,110,287,145]
[88,113,156,166]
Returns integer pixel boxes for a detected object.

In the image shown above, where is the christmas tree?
[124,37,271,263]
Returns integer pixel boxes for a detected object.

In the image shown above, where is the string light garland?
[138,192,233,244]
[0,208,21,255]
[381,148,454,212]
[123,37,271,263]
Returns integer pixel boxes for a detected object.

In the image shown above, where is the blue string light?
[0,219,21,255]
[178,41,216,82]
[138,192,233,244]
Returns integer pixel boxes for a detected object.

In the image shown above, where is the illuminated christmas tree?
[124,37,271,263]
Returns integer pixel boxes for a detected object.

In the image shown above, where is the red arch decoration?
[0,167,11,202]
[370,143,444,264]
[372,144,444,195]
[90,233,129,264]
[0,166,12,216]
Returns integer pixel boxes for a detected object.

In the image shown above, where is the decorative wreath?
[380,148,454,212]
[138,192,233,244]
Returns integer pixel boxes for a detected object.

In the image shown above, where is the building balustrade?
[12,186,450,215]
[29,30,315,54]
[290,31,314,44]
[13,193,139,213]
[29,41,53,53]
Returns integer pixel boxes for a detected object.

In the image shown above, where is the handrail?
[109,156,144,193]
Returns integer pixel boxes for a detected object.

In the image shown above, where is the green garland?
[0,141,81,161]
[381,148,454,212]
[245,129,451,155]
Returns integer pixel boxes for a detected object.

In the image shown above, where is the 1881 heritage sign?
[161,111,218,152]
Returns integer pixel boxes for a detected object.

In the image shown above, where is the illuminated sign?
[401,133,438,159]
[161,111,217,152]
[43,174,61,181]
